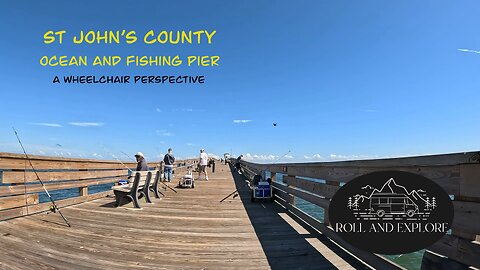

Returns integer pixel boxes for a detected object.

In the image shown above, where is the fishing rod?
[12,127,71,227]
[121,149,177,193]
[101,145,133,173]
[220,190,238,202]
[120,151,133,161]
[274,150,291,164]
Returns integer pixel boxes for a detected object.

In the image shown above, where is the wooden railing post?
[79,186,88,196]
[283,175,296,206]
[324,180,339,226]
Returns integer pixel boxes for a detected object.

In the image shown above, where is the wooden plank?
[275,198,405,270]
[272,182,330,209]
[0,152,187,170]
[451,201,480,241]
[0,177,119,196]
[0,194,39,210]
[0,153,136,170]
[427,234,480,268]
[273,185,291,202]
[0,191,111,221]
[249,164,462,196]
[459,164,480,200]
[284,177,340,198]
[2,170,128,183]
[0,163,392,269]
[421,250,471,270]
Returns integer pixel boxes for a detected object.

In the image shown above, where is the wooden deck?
[0,163,368,270]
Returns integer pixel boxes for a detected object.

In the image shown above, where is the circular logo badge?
[329,171,454,255]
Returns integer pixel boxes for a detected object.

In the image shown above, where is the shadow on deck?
[229,165,370,270]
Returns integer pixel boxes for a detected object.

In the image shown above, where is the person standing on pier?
[235,155,243,172]
[135,152,148,171]
[199,149,209,181]
[163,148,175,182]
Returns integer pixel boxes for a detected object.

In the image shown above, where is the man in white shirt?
[198,149,209,181]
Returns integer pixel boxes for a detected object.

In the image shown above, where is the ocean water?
[38,183,114,203]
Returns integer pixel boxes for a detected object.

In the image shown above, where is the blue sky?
[0,1,479,162]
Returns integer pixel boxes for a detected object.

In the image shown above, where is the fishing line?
[101,145,133,173]
[12,127,71,227]
[23,159,28,215]
[273,150,291,164]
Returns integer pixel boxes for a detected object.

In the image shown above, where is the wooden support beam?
[0,177,118,196]
[79,186,88,196]
[2,170,128,183]
[0,194,39,210]
[0,190,112,221]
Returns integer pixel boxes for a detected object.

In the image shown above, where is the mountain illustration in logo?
[348,178,437,220]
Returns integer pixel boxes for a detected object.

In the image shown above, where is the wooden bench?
[112,170,160,208]
[150,170,162,199]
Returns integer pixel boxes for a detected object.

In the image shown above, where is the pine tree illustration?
[425,197,430,210]
[347,197,353,209]
[352,196,359,210]
[432,197,437,209]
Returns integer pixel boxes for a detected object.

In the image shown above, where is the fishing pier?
[0,151,479,269]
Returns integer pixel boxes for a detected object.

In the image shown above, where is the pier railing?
[0,152,195,221]
[238,151,480,270]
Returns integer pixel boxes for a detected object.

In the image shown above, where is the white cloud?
[92,153,104,158]
[208,153,220,159]
[155,108,162,113]
[365,109,377,113]
[303,154,323,161]
[458,48,480,54]
[328,154,379,160]
[30,123,62,127]
[186,142,195,146]
[69,122,103,127]
[243,153,276,161]
[156,130,173,136]
[233,120,252,124]
[174,108,195,112]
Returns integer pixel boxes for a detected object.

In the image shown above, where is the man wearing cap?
[135,152,148,171]
[163,148,175,182]
[198,149,209,181]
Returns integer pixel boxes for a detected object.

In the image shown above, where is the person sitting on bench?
[135,152,148,171]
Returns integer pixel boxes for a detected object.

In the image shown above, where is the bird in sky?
[273,123,277,127]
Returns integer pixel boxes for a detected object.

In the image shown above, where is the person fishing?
[135,152,148,171]
[163,148,175,182]
[235,154,243,172]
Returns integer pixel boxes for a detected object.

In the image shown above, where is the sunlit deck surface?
[0,164,369,270]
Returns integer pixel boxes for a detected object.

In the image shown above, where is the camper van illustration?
[347,178,434,221]
[369,193,419,217]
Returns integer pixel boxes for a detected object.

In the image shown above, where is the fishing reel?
[47,205,57,214]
